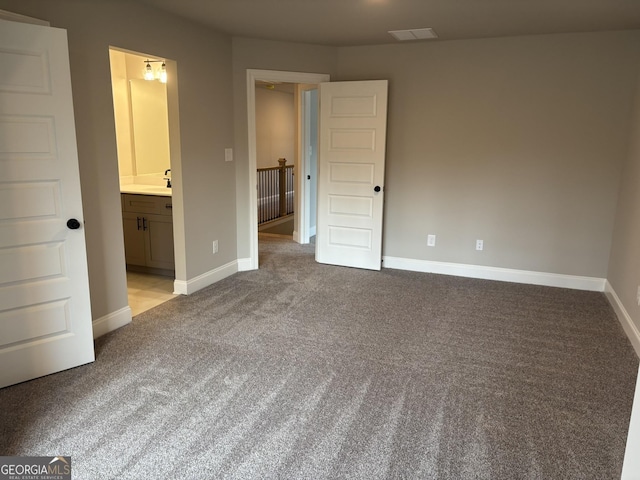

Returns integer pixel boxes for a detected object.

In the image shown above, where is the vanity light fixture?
[143,59,167,83]
[143,60,155,80]
[159,63,167,84]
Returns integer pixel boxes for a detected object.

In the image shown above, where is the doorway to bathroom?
[108,47,178,316]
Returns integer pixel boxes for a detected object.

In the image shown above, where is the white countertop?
[120,184,172,197]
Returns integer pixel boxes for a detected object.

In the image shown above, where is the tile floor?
[126,271,177,317]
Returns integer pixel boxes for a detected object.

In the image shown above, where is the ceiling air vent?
[389,28,438,41]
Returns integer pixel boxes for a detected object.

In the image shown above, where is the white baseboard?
[92,306,132,339]
[237,257,254,272]
[173,260,239,295]
[293,228,316,244]
[382,256,606,292]
[604,281,640,358]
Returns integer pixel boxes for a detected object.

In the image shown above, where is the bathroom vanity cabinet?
[121,194,174,274]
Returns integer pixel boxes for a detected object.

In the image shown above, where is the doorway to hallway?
[247,69,329,269]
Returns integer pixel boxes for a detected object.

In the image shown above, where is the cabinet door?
[122,212,146,266]
[144,214,175,270]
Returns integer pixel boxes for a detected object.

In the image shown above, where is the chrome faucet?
[163,169,171,188]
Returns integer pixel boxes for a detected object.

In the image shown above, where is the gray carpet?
[1,236,638,479]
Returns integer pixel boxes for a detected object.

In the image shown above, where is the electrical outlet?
[476,239,484,251]
[224,148,233,162]
[213,240,219,254]
[427,234,436,247]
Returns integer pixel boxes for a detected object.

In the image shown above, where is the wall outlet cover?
[427,234,436,247]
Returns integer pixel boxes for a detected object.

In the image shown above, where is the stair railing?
[257,158,294,225]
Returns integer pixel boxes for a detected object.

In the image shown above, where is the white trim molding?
[604,281,640,357]
[173,260,238,295]
[92,306,132,339]
[621,366,640,479]
[383,256,606,292]
[237,257,253,272]
[293,227,315,244]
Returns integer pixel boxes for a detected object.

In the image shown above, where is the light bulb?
[143,61,154,81]
[159,62,167,84]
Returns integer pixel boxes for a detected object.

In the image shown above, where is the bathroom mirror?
[110,49,170,178]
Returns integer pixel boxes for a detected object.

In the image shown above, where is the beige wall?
[232,37,338,259]
[335,32,640,277]
[255,87,295,169]
[109,50,135,177]
[0,0,235,321]
[609,70,640,333]
[233,32,640,278]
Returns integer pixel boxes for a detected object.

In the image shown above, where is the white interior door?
[316,80,388,270]
[0,18,94,388]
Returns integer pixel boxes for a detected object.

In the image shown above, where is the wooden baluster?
[278,158,287,218]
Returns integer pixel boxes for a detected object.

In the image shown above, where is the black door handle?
[67,218,81,230]
[374,186,381,192]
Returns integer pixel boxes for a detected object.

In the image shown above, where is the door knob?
[67,218,81,230]
[374,186,381,192]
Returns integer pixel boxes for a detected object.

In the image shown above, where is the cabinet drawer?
[121,194,173,216]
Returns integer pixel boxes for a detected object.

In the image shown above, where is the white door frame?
[246,69,329,269]
[297,85,319,244]
[108,46,185,294]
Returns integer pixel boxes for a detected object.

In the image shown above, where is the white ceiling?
[135,0,640,46]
